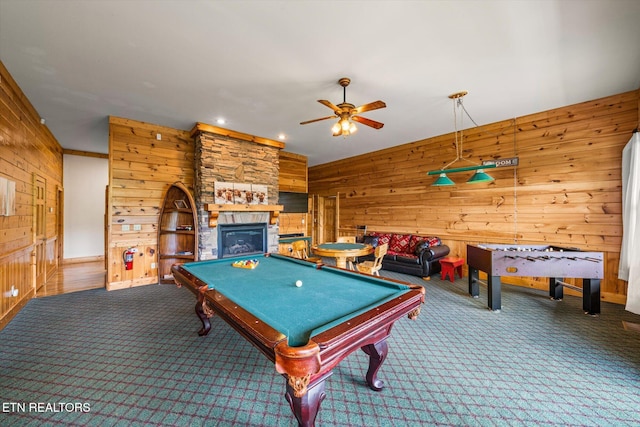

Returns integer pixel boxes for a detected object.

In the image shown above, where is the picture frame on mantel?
[214,182,234,204]
[251,184,268,205]
[214,181,269,205]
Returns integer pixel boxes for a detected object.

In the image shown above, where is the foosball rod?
[554,279,583,293]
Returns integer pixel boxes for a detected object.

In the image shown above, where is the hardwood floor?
[37,260,106,297]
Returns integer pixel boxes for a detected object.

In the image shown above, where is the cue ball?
[295,280,303,287]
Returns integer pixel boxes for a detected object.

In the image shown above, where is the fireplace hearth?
[218,223,267,258]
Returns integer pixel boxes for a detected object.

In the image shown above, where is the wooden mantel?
[204,204,284,228]
[191,122,286,149]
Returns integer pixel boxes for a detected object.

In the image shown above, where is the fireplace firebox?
[218,223,268,258]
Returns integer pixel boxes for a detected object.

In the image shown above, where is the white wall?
[63,154,108,260]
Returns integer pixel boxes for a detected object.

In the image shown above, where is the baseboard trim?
[62,256,105,265]
[0,288,35,332]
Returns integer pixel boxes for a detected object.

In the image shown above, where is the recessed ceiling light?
[278,134,286,140]
[216,118,226,125]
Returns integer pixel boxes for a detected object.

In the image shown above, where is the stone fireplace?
[192,124,283,260]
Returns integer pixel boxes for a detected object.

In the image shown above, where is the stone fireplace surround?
[192,124,283,260]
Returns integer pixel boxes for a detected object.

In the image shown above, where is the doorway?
[309,194,338,244]
[34,175,46,290]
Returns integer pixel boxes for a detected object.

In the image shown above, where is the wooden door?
[57,185,64,266]
[34,175,46,290]
[310,194,337,244]
[323,196,336,243]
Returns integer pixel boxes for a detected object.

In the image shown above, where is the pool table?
[172,253,425,427]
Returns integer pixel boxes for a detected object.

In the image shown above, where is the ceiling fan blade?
[300,115,336,125]
[318,99,342,113]
[353,100,386,114]
[352,115,384,129]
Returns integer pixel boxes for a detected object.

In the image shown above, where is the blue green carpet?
[1,267,640,426]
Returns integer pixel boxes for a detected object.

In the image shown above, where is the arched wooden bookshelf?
[158,182,198,284]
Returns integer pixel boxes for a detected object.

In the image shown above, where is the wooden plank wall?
[278,151,308,237]
[107,117,194,290]
[0,60,63,328]
[309,90,640,305]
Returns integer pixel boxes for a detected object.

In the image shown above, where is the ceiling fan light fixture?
[300,77,386,137]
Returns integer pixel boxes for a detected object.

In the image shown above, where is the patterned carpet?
[2,266,640,426]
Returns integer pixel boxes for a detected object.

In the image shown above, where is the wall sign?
[483,157,519,168]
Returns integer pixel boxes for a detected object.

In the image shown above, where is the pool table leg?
[194,300,212,336]
[284,371,331,427]
[362,339,388,391]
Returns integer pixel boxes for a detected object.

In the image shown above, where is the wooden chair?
[356,243,387,276]
[336,236,357,269]
[355,225,367,243]
[291,240,321,263]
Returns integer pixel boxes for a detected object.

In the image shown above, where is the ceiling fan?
[300,77,386,136]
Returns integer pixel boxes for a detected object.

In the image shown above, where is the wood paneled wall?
[309,90,640,304]
[107,119,307,289]
[107,117,194,290]
[278,151,309,237]
[0,60,63,328]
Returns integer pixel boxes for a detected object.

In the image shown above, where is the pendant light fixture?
[428,91,495,186]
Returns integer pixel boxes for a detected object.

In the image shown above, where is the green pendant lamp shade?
[427,91,499,186]
[428,164,495,186]
[467,169,495,184]
[432,173,455,186]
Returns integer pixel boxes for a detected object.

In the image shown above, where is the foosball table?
[466,244,604,314]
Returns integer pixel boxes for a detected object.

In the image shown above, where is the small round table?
[311,242,374,269]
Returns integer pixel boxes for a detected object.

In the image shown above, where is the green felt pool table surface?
[181,253,411,346]
[314,242,367,250]
[172,253,425,427]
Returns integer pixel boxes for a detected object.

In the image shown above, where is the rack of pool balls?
[231,259,259,269]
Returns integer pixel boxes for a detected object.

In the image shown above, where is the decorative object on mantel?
[427,91,496,186]
[299,77,386,137]
[204,203,284,228]
[214,181,268,205]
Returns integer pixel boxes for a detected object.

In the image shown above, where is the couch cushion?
[370,232,392,247]
[389,234,411,253]
[415,237,442,254]
[363,235,379,247]
[395,254,420,264]
[408,235,423,253]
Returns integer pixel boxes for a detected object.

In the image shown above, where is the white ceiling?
[1,0,639,166]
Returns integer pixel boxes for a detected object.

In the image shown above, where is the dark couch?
[357,232,450,279]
